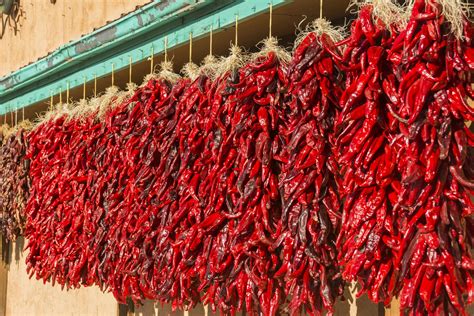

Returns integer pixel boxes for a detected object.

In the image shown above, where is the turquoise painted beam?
[0,0,204,93]
[0,0,213,114]
[0,0,202,93]
[0,0,291,115]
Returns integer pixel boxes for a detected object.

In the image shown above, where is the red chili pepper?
[21,1,474,315]
[386,1,474,314]
[0,126,30,241]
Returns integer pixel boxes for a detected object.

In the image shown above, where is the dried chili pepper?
[196,44,290,315]
[387,1,474,314]
[99,76,189,304]
[0,126,30,241]
[279,24,345,315]
[335,3,404,305]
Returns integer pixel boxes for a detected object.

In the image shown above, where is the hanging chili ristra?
[279,21,345,315]
[335,3,404,305]
[196,42,290,315]
[387,0,474,314]
[0,126,30,241]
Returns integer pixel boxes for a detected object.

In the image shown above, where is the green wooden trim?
[0,0,202,93]
[0,0,213,114]
[0,0,290,115]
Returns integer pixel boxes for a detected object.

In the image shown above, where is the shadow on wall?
[132,288,380,316]
[135,302,234,316]
[0,0,24,39]
[0,236,23,265]
[0,237,8,263]
[135,301,189,316]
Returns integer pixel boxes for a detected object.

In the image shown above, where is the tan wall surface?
[5,239,117,316]
[0,240,7,316]
[0,0,150,77]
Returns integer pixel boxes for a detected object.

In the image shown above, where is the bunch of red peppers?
[335,3,405,305]
[25,100,118,288]
[391,1,474,314]
[17,0,474,315]
[280,31,345,314]
[0,126,30,241]
[336,0,474,314]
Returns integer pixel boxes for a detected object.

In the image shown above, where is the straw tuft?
[348,0,407,29]
[181,62,200,80]
[97,86,127,119]
[215,45,247,76]
[2,120,33,138]
[159,61,181,83]
[199,55,220,80]
[251,36,291,64]
[294,18,346,49]
[430,0,472,39]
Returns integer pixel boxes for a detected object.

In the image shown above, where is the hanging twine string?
[66,81,70,106]
[83,76,87,100]
[50,91,53,112]
[129,56,133,84]
[15,107,18,126]
[269,2,273,38]
[200,24,219,80]
[164,37,168,63]
[150,45,154,74]
[94,76,98,97]
[320,0,323,19]
[111,63,115,86]
[235,15,239,46]
[182,32,199,79]
[22,106,24,122]
[210,24,213,56]
[189,32,193,63]
[59,88,62,107]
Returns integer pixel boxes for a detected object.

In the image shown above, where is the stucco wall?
[4,239,118,316]
[0,0,150,77]
[0,243,7,316]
